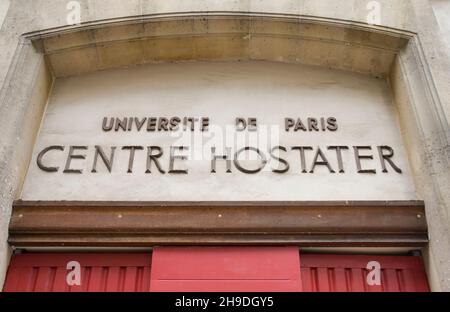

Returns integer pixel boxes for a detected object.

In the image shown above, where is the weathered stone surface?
[0,0,449,292]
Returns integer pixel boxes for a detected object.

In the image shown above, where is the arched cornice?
[23,13,414,78]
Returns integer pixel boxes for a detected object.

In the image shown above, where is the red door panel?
[300,254,430,292]
[150,247,302,292]
[3,253,152,292]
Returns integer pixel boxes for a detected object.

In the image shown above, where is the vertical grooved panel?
[106,267,120,292]
[123,267,137,292]
[33,268,48,292]
[135,267,143,292]
[101,267,109,292]
[87,267,102,291]
[142,267,151,292]
[84,267,92,292]
[10,268,32,292]
[30,268,39,292]
[396,270,405,292]
[384,269,400,292]
[48,267,57,292]
[412,268,430,292]
[344,269,352,292]
[311,267,318,292]
[316,268,331,292]
[3,253,152,292]
[118,267,126,292]
[300,268,312,291]
[300,254,429,292]
[333,268,347,292]
[52,267,69,292]
[328,269,335,292]
[404,270,419,292]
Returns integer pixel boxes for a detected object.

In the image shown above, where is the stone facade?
[0,0,449,291]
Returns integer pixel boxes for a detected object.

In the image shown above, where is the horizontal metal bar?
[9,200,428,248]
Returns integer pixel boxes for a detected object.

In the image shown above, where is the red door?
[3,249,429,292]
[3,253,152,292]
[301,254,429,292]
[150,247,302,292]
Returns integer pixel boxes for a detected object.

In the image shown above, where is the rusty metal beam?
[9,200,428,247]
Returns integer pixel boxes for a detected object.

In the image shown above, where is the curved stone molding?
[25,14,411,78]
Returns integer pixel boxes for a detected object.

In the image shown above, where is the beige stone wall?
[0,0,10,29]
[0,0,418,90]
[431,0,450,56]
[21,61,417,202]
[0,0,449,291]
